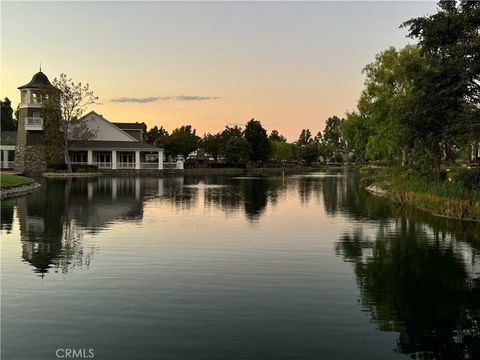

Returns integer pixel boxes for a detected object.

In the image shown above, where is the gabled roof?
[80,111,139,142]
[112,122,145,130]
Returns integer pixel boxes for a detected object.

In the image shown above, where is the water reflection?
[2,172,479,359]
[331,176,480,359]
[1,176,288,276]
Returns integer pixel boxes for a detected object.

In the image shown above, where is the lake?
[1,171,479,359]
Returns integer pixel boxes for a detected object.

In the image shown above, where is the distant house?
[12,69,182,174]
[186,149,214,168]
[0,131,17,169]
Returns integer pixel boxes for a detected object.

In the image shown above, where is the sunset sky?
[1,1,437,141]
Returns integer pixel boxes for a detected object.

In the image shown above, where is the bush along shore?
[0,174,41,199]
[360,166,480,222]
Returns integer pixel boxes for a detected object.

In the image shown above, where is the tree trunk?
[401,147,407,167]
[64,139,72,173]
[434,145,442,181]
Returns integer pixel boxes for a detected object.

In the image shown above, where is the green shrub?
[72,164,98,172]
[46,163,98,172]
[453,168,480,191]
[47,163,68,171]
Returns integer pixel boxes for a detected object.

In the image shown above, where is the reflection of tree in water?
[201,177,284,221]
[318,170,393,220]
[242,178,269,220]
[1,199,15,233]
[297,176,323,205]
[56,220,97,275]
[335,218,480,359]
[15,179,106,276]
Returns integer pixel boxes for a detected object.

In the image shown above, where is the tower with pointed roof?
[15,69,61,173]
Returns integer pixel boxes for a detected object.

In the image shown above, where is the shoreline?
[0,182,41,200]
[33,166,325,178]
[364,179,480,223]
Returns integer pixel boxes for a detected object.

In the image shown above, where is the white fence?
[69,161,183,170]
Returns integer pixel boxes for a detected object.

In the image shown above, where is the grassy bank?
[0,174,35,189]
[360,166,480,221]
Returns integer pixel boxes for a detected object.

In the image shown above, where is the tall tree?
[159,125,199,158]
[1,98,16,131]
[244,119,271,163]
[146,125,168,144]
[200,133,223,161]
[340,112,372,162]
[300,143,319,165]
[269,130,287,142]
[323,116,346,160]
[43,74,98,172]
[298,129,313,145]
[223,137,250,165]
[402,1,480,172]
[359,46,427,164]
[270,140,293,162]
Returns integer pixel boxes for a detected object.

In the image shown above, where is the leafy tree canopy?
[244,119,271,163]
[0,98,16,131]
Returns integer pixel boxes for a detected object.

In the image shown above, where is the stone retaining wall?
[0,182,41,200]
[42,172,100,178]
[39,167,315,178]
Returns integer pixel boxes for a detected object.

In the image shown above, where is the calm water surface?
[1,171,479,359]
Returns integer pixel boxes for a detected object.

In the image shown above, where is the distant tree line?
[144,116,349,166]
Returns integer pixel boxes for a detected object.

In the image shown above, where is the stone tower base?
[14,145,47,175]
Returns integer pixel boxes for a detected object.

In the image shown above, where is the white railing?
[25,117,44,131]
[68,161,183,170]
[163,162,178,169]
[1,161,15,169]
[140,162,158,169]
[118,162,136,169]
[94,162,112,169]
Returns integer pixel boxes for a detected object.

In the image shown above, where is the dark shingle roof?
[18,71,60,91]
[112,122,145,130]
[70,140,159,151]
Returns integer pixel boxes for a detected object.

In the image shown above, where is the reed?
[361,166,480,221]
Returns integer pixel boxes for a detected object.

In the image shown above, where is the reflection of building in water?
[16,190,64,276]
[1,199,15,233]
[15,177,162,276]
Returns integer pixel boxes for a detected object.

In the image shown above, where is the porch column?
[158,178,164,196]
[112,150,117,170]
[87,181,93,201]
[135,178,140,200]
[112,178,117,201]
[3,150,8,168]
[158,149,163,170]
[87,150,93,165]
[135,151,141,170]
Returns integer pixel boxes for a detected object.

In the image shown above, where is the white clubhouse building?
[69,111,174,170]
[3,70,182,174]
